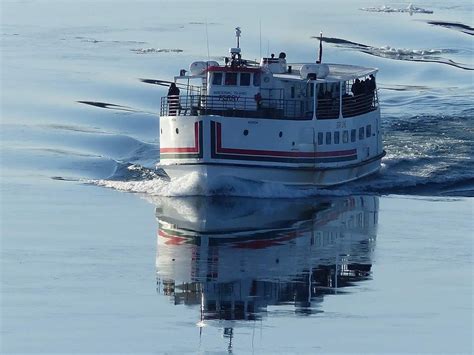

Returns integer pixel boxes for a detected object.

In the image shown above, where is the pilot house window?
[240,73,250,86]
[253,72,261,87]
[212,73,222,85]
[224,73,237,86]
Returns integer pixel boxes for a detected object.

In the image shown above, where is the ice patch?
[375,46,449,56]
[360,4,433,14]
[131,48,184,54]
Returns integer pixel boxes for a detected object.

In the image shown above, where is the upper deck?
[160,38,379,120]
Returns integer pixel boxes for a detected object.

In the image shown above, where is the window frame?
[240,73,251,86]
[317,132,324,145]
[224,72,238,86]
[325,132,332,145]
[212,72,223,85]
[351,129,356,142]
[253,72,261,86]
[343,130,349,143]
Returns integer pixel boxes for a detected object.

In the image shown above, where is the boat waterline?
[159,151,385,187]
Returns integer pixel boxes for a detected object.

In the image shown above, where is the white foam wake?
[88,171,349,198]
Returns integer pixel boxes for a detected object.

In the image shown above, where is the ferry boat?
[158,29,385,186]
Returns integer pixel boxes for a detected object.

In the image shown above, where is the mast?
[317,31,323,64]
[235,26,241,49]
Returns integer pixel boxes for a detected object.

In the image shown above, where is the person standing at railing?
[368,74,376,107]
[351,78,363,96]
[167,83,180,116]
[360,78,371,111]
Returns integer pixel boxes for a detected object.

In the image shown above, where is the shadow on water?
[315,36,473,70]
[426,21,474,36]
[154,195,378,350]
[76,100,155,115]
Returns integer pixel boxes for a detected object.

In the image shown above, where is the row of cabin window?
[317,125,372,145]
[212,72,261,87]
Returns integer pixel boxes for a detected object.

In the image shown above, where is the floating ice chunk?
[374,46,446,57]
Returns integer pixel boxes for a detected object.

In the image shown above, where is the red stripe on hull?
[216,122,356,158]
[160,121,200,154]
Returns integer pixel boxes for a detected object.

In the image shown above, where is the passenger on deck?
[361,79,372,110]
[167,83,180,116]
[368,74,376,92]
[351,79,362,96]
[360,79,369,94]
[367,74,376,108]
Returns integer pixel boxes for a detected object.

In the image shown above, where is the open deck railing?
[161,95,312,119]
[161,91,378,119]
[341,91,379,118]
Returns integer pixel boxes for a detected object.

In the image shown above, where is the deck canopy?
[276,63,378,82]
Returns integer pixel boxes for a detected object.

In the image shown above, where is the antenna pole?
[235,26,241,49]
[205,19,210,62]
[259,20,262,59]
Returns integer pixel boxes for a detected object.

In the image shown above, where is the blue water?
[1,0,473,353]
[2,0,473,197]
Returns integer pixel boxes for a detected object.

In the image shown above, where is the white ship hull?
[158,111,385,187]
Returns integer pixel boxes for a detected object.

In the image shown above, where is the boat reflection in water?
[155,195,378,328]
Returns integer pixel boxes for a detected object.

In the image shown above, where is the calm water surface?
[1,0,473,353]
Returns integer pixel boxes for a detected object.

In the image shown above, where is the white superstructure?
[158,29,385,187]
